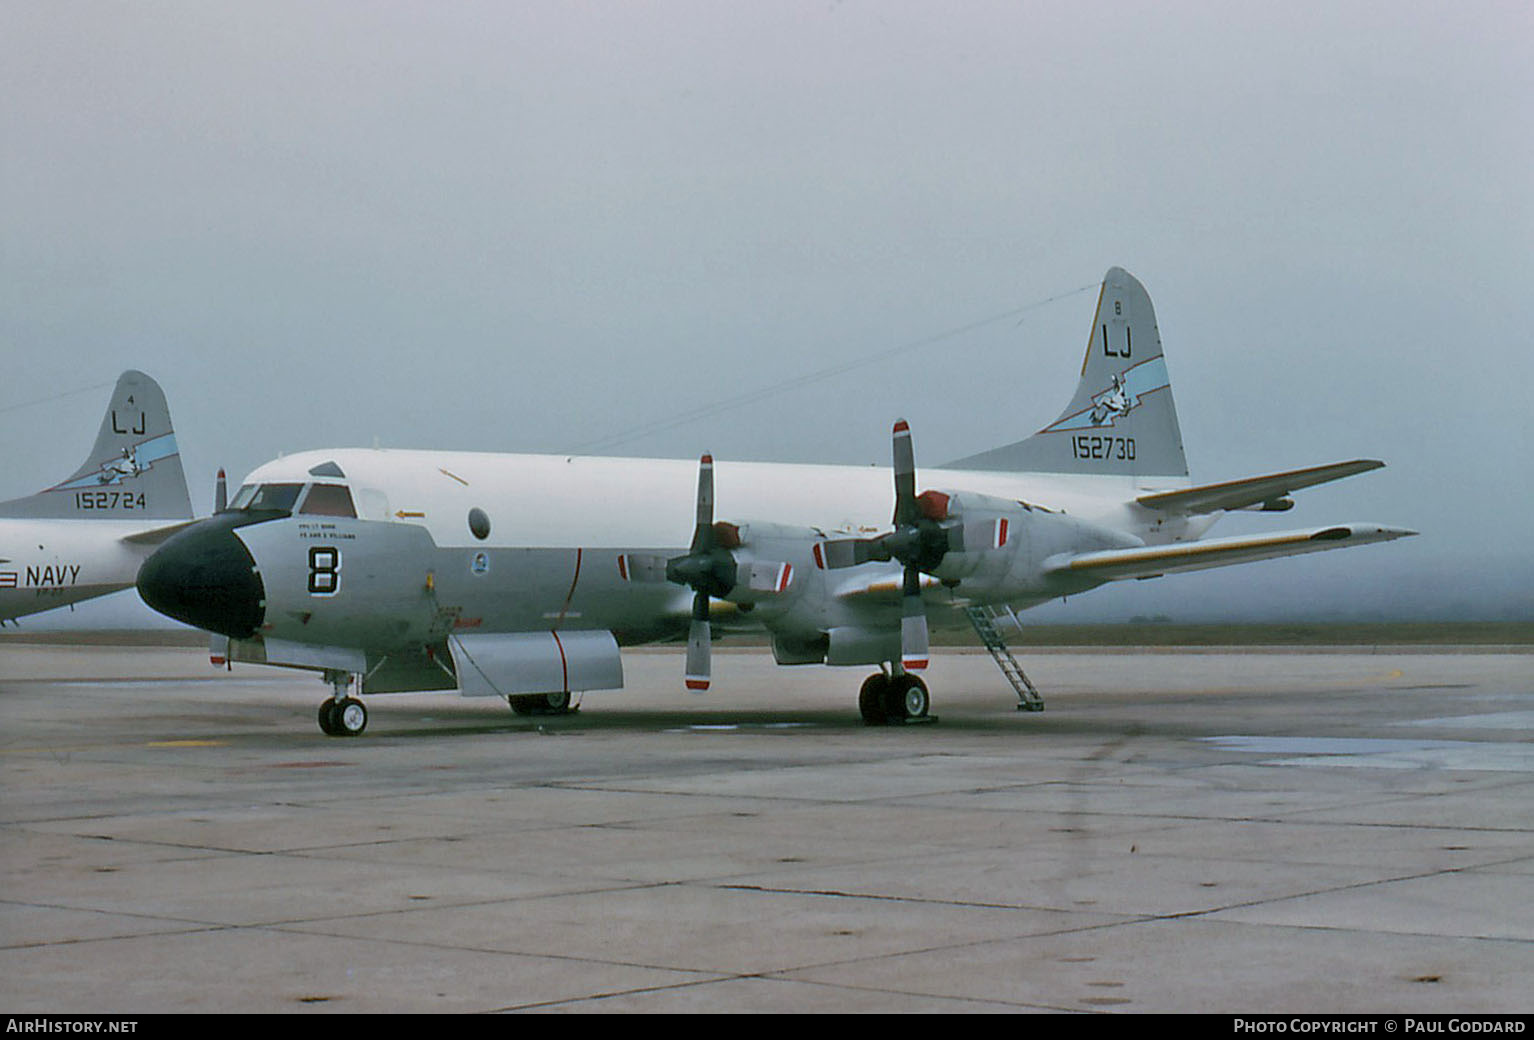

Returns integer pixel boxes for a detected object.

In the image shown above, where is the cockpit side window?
[298,483,357,517]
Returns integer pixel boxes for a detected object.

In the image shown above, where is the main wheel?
[859,674,890,725]
[318,700,340,735]
[334,697,368,736]
[883,674,930,723]
[509,690,575,716]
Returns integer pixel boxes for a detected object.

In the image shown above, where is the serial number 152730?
[1071,435,1136,461]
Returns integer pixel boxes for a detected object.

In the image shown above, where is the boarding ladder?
[964,605,1045,712]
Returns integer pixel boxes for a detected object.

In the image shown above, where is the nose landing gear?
[318,670,367,736]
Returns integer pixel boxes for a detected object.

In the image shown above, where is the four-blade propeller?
[665,455,737,691]
[816,419,1011,671]
[618,454,794,692]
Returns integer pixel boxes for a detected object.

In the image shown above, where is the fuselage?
[137,446,1212,659]
[0,518,166,621]
[248,447,1202,546]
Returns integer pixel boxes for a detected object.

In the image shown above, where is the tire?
[859,674,890,725]
[335,697,367,736]
[883,674,930,722]
[510,690,574,716]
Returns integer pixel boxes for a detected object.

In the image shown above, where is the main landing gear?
[507,689,579,717]
[317,670,367,737]
[858,667,935,726]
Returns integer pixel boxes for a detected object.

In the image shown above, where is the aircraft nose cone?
[137,517,265,639]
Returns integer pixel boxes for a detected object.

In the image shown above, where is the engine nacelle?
[929,490,1143,601]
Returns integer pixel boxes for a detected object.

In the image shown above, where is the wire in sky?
[571,281,1096,454]
[0,379,115,417]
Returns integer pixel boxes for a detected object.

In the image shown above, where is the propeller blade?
[209,632,231,671]
[214,468,227,513]
[679,455,722,691]
[690,453,715,553]
[900,565,929,671]
[892,419,917,526]
[685,591,711,691]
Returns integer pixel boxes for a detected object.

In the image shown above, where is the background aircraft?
[1,371,193,623]
[137,269,1414,735]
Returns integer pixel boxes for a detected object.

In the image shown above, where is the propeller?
[665,455,736,691]
[617,455,797,692]
[210,467,231,670]
[815,419,1012,671]
[888,420,931,670]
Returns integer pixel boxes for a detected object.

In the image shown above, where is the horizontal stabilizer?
[1045,523,1416,582]
[119,518,202,546]
[1136,460,1384,516]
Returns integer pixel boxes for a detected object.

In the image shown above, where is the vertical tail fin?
[0,371,193,519]
[946,267,1189,478]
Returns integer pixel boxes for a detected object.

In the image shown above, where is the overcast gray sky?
[3,1,1530,625]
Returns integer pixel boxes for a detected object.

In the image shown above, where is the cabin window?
[468,507,491,540]
[298,483,357,518]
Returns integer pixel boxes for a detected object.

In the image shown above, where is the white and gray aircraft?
[136,269,1414,735]
[1,371,194,623]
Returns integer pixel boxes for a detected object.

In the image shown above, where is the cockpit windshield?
[224,481,357,517]
[227,483,303,512]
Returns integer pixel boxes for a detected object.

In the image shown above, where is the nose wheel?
[318,671,367,736]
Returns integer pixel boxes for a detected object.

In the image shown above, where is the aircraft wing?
[832,572,943,602]
[1136,460,1384,515]
[1045,523,1416,582]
